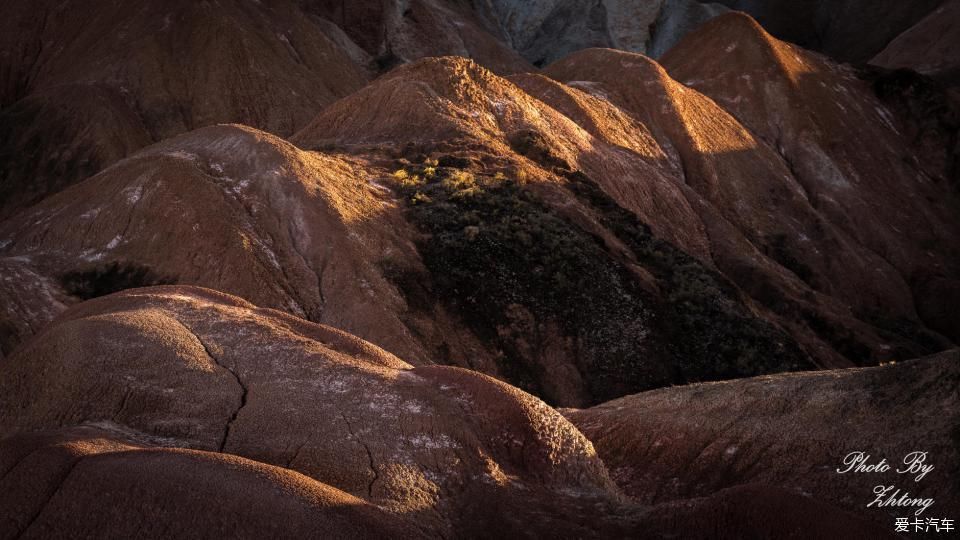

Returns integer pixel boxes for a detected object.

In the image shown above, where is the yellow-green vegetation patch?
[385,164,813,404]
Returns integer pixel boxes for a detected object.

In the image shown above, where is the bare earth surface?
[0,2,956,537]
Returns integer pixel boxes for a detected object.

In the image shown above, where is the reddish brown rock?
[0,288,903,538]
[0,124,432,364]
[544,47,952,365]
[661,12,960,343]
[3,51,953,408]
[0,0,372,218]
[871,0,960,85]
[566,349,960,529]
[0,286,628,536]
[0,425,418,539]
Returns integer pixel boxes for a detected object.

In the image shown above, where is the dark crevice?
[178,322,248,454]
[285,219,324,316]
[340,413,378,498]
[111,388,134,422]
[207,345,248,453]
[13,457,82,540]
[285,439,309,470]
[315,248,331,307]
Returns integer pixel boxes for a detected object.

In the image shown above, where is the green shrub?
[388,165,657,400]
[61,262,175,300]
[386,165,813,402]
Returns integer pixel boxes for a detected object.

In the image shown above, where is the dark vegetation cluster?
[389,163,656,401]
[564,172,813,382]
[387,161,813,402]
[61,262,175,300]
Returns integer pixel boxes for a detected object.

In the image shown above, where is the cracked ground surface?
[0,286,623,537]
[0,285,912,538]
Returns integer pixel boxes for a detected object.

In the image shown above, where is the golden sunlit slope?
[662,12,960,342]
[543,46,950,367]
[293,56,709,256]
[3,46,950,404]
[294,54,949,382]
[0,124,429,365]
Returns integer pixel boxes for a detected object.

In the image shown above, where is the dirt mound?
[0,285,630,536]
[0,124,434,364]
[0,425,418,539]
[0,287,901,538]
[545,47,953,366]
[0,84,152,219]
[662,12,960,342]
[566,349,960,529]
[3,53,952,407]
[0,0,371,218]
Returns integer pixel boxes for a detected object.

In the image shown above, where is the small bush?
[410,191,432,205]
[564,171,813,382]
[61,262,175,300]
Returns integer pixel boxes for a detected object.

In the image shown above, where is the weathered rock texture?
[871,0,960,84]
[0,425,418,539]
[566,349,960,531]
[0,287,901,538]
[4,26,957,406]
[0,0,372,219]
[661,13,960,343]
[0,286,628,537]
[472,0,728,65]
[0,3,955,538]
